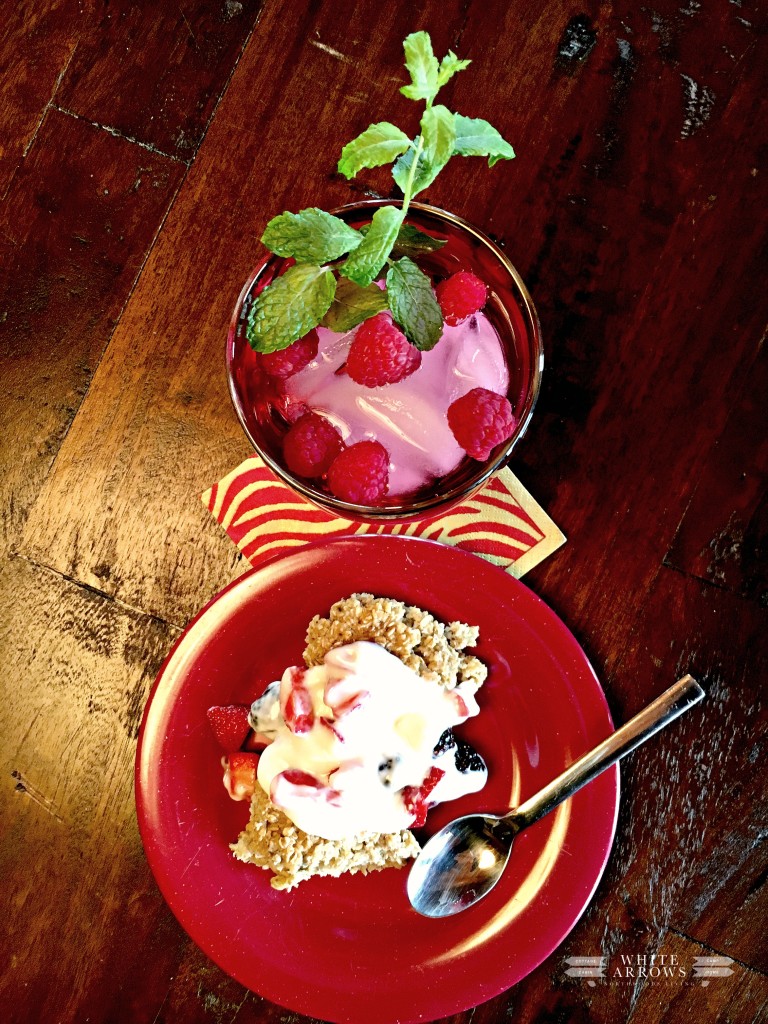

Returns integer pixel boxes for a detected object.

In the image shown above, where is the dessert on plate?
[206,593,489,890]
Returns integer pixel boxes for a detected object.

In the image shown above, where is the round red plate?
[135,536,618,1023]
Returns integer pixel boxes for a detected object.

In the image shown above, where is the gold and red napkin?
[203,455,564,578]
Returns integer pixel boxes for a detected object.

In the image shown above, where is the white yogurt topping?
[250,642,486,840]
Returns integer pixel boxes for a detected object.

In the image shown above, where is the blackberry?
[454,740,486,774]
[432,729,457,757]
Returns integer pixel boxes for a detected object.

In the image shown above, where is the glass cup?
[226,200,543,523]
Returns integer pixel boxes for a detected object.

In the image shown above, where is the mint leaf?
[453,114,515,167]
[437,50,471,87]
[338,122,411,179]
[340,205,403,287]
[261,208,363,264]
[391,223,447,259]
[421,104,455,167]
[392,140,447,197]
[247,264,336,353]
[400,31,439,103]
[387,257,443,351]
[322,278,389,332]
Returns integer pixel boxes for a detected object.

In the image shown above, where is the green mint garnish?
[386,257,443,351]
[400,31,440,103]
[322,278,389,333]
[261,208,363,264]
[390,224,446,259]
[421,104,455,166]
[337,122,411,179]
[453,114,516,166]
[247,264,335,352]
[340,205,404,287]
[247,31,514,355]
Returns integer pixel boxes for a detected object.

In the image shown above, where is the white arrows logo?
[565,957,607,986]
[692,956,734,986]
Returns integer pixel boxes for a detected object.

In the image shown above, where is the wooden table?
[1,2,766,1022]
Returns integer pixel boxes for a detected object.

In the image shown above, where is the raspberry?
[435,271,488,326]
[447,387,517,461]
[283,412,344,478]
[346,313,421,387]
[259,329,318,379]
[327,440,389,504]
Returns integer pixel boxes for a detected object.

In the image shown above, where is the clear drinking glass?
[226,200,543,523]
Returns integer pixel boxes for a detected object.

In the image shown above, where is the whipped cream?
[247,641,486,840]
[283,313,508,495]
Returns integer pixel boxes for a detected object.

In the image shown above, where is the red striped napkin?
[203,455,564,578]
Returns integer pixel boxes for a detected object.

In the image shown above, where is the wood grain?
[2,0,767,1021]
[0,107,185,555]
[0,0,78,195]
[54,0,264,162]
[0,554,181,1023]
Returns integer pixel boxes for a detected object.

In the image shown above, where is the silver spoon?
[408,674,704,918]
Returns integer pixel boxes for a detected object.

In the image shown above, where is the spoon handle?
[510,674,705,831]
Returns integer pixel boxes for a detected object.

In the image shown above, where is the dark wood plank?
[503,929,768,1024]
[594,566,767,973]
[55,0,265,161]
[665,344,768,604]
[0,554,182,1023]
[0,0,78,195]
[0,107,185,555]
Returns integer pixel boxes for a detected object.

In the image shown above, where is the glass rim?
[226,200,543,522]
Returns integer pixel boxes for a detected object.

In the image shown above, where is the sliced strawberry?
[243,729,275,751]
[270,769,342,809]
[318,717,345,742]
[226,751,260,800]
[401,766,446,828]
[280,666,315,734]
[207,704,251,751]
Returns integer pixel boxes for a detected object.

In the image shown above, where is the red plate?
[136,536,618,1023]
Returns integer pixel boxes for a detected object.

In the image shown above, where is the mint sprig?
[261,208,363,264]
[245,31,515,356]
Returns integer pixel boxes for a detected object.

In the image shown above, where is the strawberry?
[227,752,260,800]
[401,766,446,828]
[206,704,251,751]
[280,666,315,734]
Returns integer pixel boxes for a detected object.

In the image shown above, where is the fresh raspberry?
[283,412,344,478]
[346,313,421,387]
[327,440,389,504]
[447,387,517,460]
[435,271,488,326]
[258,329,318,379]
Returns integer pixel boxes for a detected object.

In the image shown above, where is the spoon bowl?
[408,674,705,918]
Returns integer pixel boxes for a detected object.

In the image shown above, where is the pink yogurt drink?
[283,312,509,497]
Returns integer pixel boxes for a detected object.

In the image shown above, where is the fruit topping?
[283,411,345,478]
[432,728,457,757]
[226,751,260,800]
[206,704,251,751]
[327,440,389,503]
[402,765,446,828]
[454,740,487,774]
[346,313,421,387]
[258,329,319,378]
[435,271,489,326]
[447,386,517,460]
[280,666,315,734]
